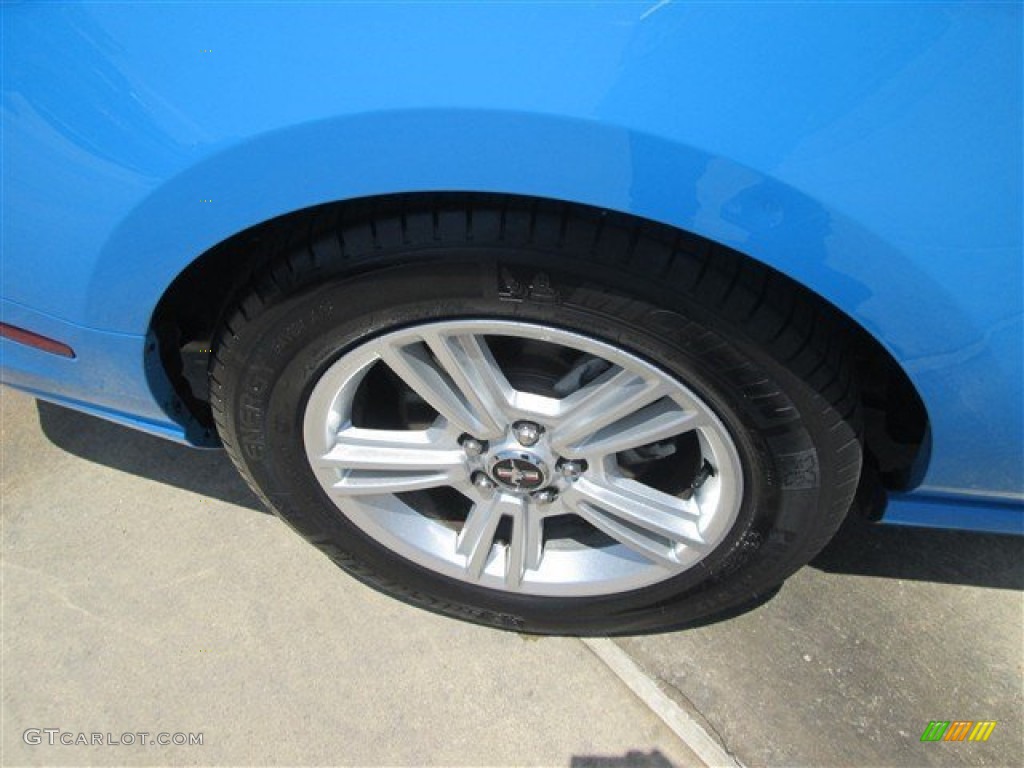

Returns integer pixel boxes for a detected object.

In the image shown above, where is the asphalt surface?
[2,387,1022,767]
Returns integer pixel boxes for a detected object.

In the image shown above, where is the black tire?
[210,197,862,634]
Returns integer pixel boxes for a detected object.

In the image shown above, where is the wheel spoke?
[552,367,664,448]
[506,503,544,588]
[379,333,511,439]
[457,493,525,581]
[551,366,704,458]
[456,499,503,579]
[564,475,705,565]
[315,428,466,495]
[424,331,513,433]
[555,391,702,459]
[456,494,543,588]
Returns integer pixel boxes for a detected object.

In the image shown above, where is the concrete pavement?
[1,389,699,767]
[2,387,1021,766]
[618,520,1023,767]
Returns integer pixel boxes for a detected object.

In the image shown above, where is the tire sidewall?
[218,255,854,633]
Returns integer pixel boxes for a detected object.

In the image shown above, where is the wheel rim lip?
[302,318,744,598]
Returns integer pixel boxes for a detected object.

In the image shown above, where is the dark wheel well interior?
[150,192,929,511]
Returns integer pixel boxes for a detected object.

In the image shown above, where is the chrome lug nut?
[532,487,558,504]
[557,459,588,481]
[512,421,543,447]
[472,472,497,493]
[460,436,487,457]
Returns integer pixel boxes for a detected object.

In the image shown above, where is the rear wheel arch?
[150,192,929,501]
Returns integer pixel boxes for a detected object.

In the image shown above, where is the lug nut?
[557,459,588,481]
[512,421,543,447]
[532,487,558,504]
[472,472,497,493]
[460,436,487,457]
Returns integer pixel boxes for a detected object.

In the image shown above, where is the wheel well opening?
[150,192,929,501]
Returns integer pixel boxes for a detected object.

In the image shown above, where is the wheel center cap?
[489,451,548,492]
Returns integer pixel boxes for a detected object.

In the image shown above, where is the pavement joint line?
[582,637,744,768]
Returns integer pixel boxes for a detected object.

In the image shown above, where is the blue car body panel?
[2,2,1021,532]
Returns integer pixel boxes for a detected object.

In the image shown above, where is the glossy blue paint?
[0,299,201,443]
[884,492,1024,536]
[2,3,1021,528]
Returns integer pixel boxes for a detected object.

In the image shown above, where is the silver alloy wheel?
[302,320,743,597]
